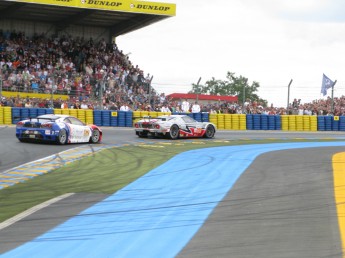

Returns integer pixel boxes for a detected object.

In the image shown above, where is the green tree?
[189,72,267,106]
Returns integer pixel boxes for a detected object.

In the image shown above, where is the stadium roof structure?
[0,0,176,37]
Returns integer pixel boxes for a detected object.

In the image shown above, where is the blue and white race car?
[16,114,102,145]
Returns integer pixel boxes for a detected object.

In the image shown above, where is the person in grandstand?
[80,100,89,109]
[161,103,171,113]
[120,102,131,111]
[181,99,190,113]
[191,101,201,113]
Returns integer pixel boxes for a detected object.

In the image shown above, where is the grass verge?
[0,138,342,222]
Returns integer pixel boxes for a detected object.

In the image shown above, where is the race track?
[0,126,345,257]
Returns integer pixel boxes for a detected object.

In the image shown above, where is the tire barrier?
[201,112,209,122]
[310,116,317,131]
[93,110,102,126]
[0,106,11,125]
[0,107,4,124]
[3,107,345,132]
[317,116,325,131]
[193,112,202,122]
[231,114,240,130]
[246,114,253,130]
[3,107,11,125]
[101,110,111,126]
[110,111,118,127]
[11,107,54,124]
[268,115,276,130]
[340,116,345,131]
[118,111,126,127]
[11,107,21,124]
[253,115,281,130]
[125,111,133,127]
[275,116,282,130]
[212,114,246,130]
[217,114,225,129]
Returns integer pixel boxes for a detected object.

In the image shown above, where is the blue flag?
[321,74,334,96]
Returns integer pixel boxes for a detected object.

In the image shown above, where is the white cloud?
[117,0,345,107]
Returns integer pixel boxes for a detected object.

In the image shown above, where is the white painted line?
[0,193,74,230]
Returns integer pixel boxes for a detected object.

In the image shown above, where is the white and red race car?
[134,114,216,139]
[16,114,102,145]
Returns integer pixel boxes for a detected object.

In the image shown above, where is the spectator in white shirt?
[181,99,190,113]
[161,103,171,113]
[80,100,88,109]
[120,102,131,111]
[191,101,201,113]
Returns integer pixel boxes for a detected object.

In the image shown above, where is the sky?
[117,0,345,107]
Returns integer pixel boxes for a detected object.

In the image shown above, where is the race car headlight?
[154,124,160,129]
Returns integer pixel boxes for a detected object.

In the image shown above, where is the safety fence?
[1,107,345,132]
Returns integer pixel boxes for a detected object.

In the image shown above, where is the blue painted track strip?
[2,142,345,258]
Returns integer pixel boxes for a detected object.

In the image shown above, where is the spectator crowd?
[0,30,344,116]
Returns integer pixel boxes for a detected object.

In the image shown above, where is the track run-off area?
[1,127,345,257]
[2,143,345,257]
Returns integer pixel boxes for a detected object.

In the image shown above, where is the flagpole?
[286,79,293,114]
[331,80,337,114]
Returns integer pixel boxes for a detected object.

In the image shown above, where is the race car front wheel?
[57,129,67,145]
[90,129,101,143]
[204,124,215,138]
[169,124,180,140]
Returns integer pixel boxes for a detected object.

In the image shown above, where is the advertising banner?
[6,0,176,16]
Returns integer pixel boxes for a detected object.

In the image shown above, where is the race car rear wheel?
[204,124,215,138]
[57,129,67,145]
[137,131,148,138]
[90,129,101,143]
[169,124,180,140]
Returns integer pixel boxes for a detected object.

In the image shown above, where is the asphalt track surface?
[1,126,345,174]
[1,126,345,257]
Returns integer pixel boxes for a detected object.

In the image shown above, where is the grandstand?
[0,0,176,103]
